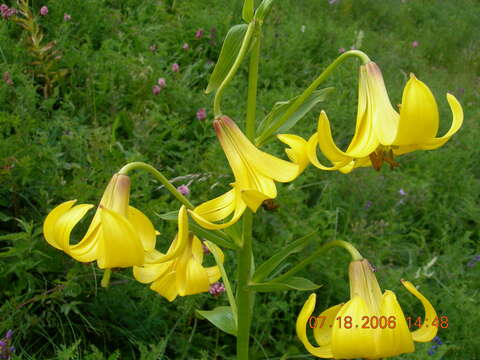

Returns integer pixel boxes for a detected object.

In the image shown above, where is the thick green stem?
[273,240,363,283]
[255,50,371,146]
[214,22,256,118]
[118,162,194,209]
[245,33,261,140]
[236,210,254,360]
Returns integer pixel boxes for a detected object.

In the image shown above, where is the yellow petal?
[150,270,178,302]
[43,200,77,250]
[219,116,299,183]
[296,294,334,358]
[376,290,415,357]
[51,203,94,252]
[193,188,236,223]
[69,225,101,263]
[133,261,173,284]
[394,74,439,145]
[331,296,376,359]
[277,134,309,176]
[418,93,464,150]
[128,206,156,252]
[313,303,343,346]
[96,207,144,269]
[178,257,210,296]
[307,133,351,171]
[401,280,438,342]
[241,189,273,212]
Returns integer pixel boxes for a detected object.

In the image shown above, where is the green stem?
[255,50,371,146]
[101,269,112,288]
[236,210,254,360]
[273,240,363,283]
[245,32,261,140]
[118,162,194,209]
[214,21,256,118]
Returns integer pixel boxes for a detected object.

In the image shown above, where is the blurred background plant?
[0,0,479,359]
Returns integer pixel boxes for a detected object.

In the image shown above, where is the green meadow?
[0,0,479,359]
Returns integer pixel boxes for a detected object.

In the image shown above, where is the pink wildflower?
[157,77,166,88]
[182,43,189,51]
[195,28,204,39]
[209,282,225,296]
[196,108,207,121]
[39,6,48,16]
[177,185,190,196]
[338,47,346,54]
[412,40,419,48]
[171,63,180,72]
[152,85,161,95]
[63,13,71,21]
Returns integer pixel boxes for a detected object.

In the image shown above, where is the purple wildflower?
[177,185,190,196]
[195,28,204,39]
[157,77,166,88]
[196,108,207,121]
[152,85,161,95]
[39,5,48,16]
[209,282,225,296]
[467,254,480,267]
[399,188,407,196]
[4,331,12,341]
[171,63,180,72]
[364,200,373,209]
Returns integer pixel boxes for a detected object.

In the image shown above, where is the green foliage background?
[0,0,479,359]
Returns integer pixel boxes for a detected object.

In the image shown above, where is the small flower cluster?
[0,330,14,360]
[428,335,443,356]
[152,77,167,95]
[0,4,17,19]
[209,282,225,296]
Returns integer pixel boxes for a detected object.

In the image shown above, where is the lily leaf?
[252,231,317,282]
[256,87,334,145]
[246,277,321,293]
[255,0,275,22]
[196,306,237,336]
[157,211,238,250]
[206,24,249,94]
[242,0,254,22]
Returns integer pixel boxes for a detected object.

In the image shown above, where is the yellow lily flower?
[189,116,307,230]
[133,206,224,301]
[297,259,438,359]
[43,174,156,269]
[307,61,463,173]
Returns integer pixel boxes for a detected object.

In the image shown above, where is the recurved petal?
[307,134,351,171]
[296,294,334,358]
[150,270,178,302]
[401,280,438,342]
[376,290,415,357]
[69,225,100,263]
[192,189,236,223]
[313,303,343,346]
[316,111,353,164]
[96,207,144,269]
[50,203,95,252]
[242,189,274,212]
[43,200,78,250]
[277,134,309,176]
[418,93,464,150]
[128,206,156,251]
[331,296,376,359]
[133,261,173,284]
[181,257,211,296]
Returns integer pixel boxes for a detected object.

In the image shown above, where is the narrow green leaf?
[242,0,254,22]
[157,211,238,250]
[255,0,275,22]
[196,306,237,336]
[206,24,248,94]
[256,87,334,145]
[246,277,321,292]
[252,231,317,282]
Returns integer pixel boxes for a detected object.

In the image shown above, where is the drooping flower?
[39,6,48,16]
[306,62,463,173]
[133,206,223,301]
[43,174,156,269]
[297,259,438,359]
[189,116,306,229]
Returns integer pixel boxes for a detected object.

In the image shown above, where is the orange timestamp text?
[308,315,449,329]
